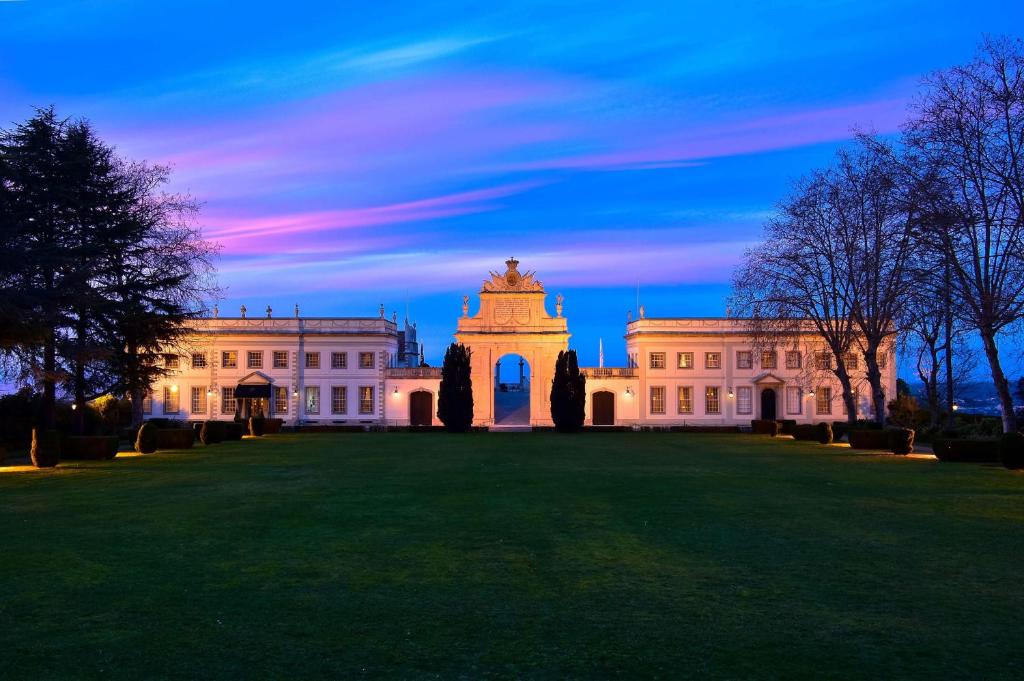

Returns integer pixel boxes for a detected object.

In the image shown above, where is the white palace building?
[145,259,896,429]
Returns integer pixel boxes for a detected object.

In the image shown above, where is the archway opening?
[494,353,530,426]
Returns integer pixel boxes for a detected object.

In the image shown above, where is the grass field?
[2,432,1022,680]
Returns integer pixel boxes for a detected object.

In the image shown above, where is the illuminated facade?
[146,259,896,428]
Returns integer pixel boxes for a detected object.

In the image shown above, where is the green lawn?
[1,433,1022,680]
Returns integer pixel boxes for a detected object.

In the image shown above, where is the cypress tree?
[438,342,474,432]
[550,349,586,432]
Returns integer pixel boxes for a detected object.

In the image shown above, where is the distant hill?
[906,379,1019,416]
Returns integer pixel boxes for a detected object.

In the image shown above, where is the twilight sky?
[1,1,1020,369]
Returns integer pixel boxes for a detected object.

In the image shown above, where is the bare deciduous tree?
[904,36,1024,432]
[732,171,861,422]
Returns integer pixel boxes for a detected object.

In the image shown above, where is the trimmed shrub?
[135,422,158,454]
[848,429,891,450]
[751,419,780,436]
[792,424,814,441]
[792,423,831,443]
[156,428,195,450]
[224,422,245,441]
[777,420,797,435]
[999,431,1024,469]
[264,418,283,434]
[61,436,119,460]
[815,422,833,444]
[199,421,217,445]
[888,427,915,455]
[931,437,1000,463]
[248,416,266,437]
[31,429,60,467]
[0,445,5,463]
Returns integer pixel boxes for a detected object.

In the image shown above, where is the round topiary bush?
[999,431,1024,469]
[248,416,265,437]
[815,422,833,445]
[888,427,915,455]
[31,428,60,468]
[134,422,158,454]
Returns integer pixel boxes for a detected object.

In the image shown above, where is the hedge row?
[751,419,780,436]
[931,437,1000,463]
[793,422,833,444]
[61,435,119,460]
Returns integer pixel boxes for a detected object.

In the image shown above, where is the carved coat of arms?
[482,257,544,293]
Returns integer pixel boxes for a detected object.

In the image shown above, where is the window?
[190,386,207,414]
[221,351,238,369]
[815,351,832,370]
[785,351,802,369]
[844,353,859,370]
[221,387,236,415]
[273,351,289,369]
[816,387,832,415]
[247,351,263,369]
[142,391,153,414]
[359,352,375,369]
[786,387,803,415]
[305,386,320,414]
[677,352,694,369]
[359,386,374,414]
[164,354,180,369]
[736,386,752,415]
[332,352,348,369]
[649,352,666,369]
[736,351,752,369]
[273,386,288,415]
[331,386,347,414]
[305,352,320,369]
[191,353,207,368]
[705,386,721,414]
[705,352,721,369]
[761,351,777,369]
[677,386,693,414]
[163,386,179,414]
[650,386,666,414]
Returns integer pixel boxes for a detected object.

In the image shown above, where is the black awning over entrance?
[235,384,271,398]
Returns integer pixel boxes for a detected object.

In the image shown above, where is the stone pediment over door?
[752,372,785,385]
[238,371,273,385]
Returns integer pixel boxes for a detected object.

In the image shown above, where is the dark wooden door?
[410,391,433,426]
[592,391,615,426]
[760,388,777,421]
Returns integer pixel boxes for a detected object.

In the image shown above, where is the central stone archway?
[455,258,570,427]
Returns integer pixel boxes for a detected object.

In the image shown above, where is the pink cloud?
[202,181,541,253]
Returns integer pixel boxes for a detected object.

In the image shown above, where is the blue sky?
[2,0,1020,372]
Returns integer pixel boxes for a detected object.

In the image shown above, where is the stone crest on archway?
[455,258,570,427]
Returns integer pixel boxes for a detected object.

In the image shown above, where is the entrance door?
[409,391,433,426]
[592,391,615,426]
[760,388,777,421]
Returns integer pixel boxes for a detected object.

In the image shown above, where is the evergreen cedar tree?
[550,349,586,432]
[438,343,474,432]
[0,107,217,434]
